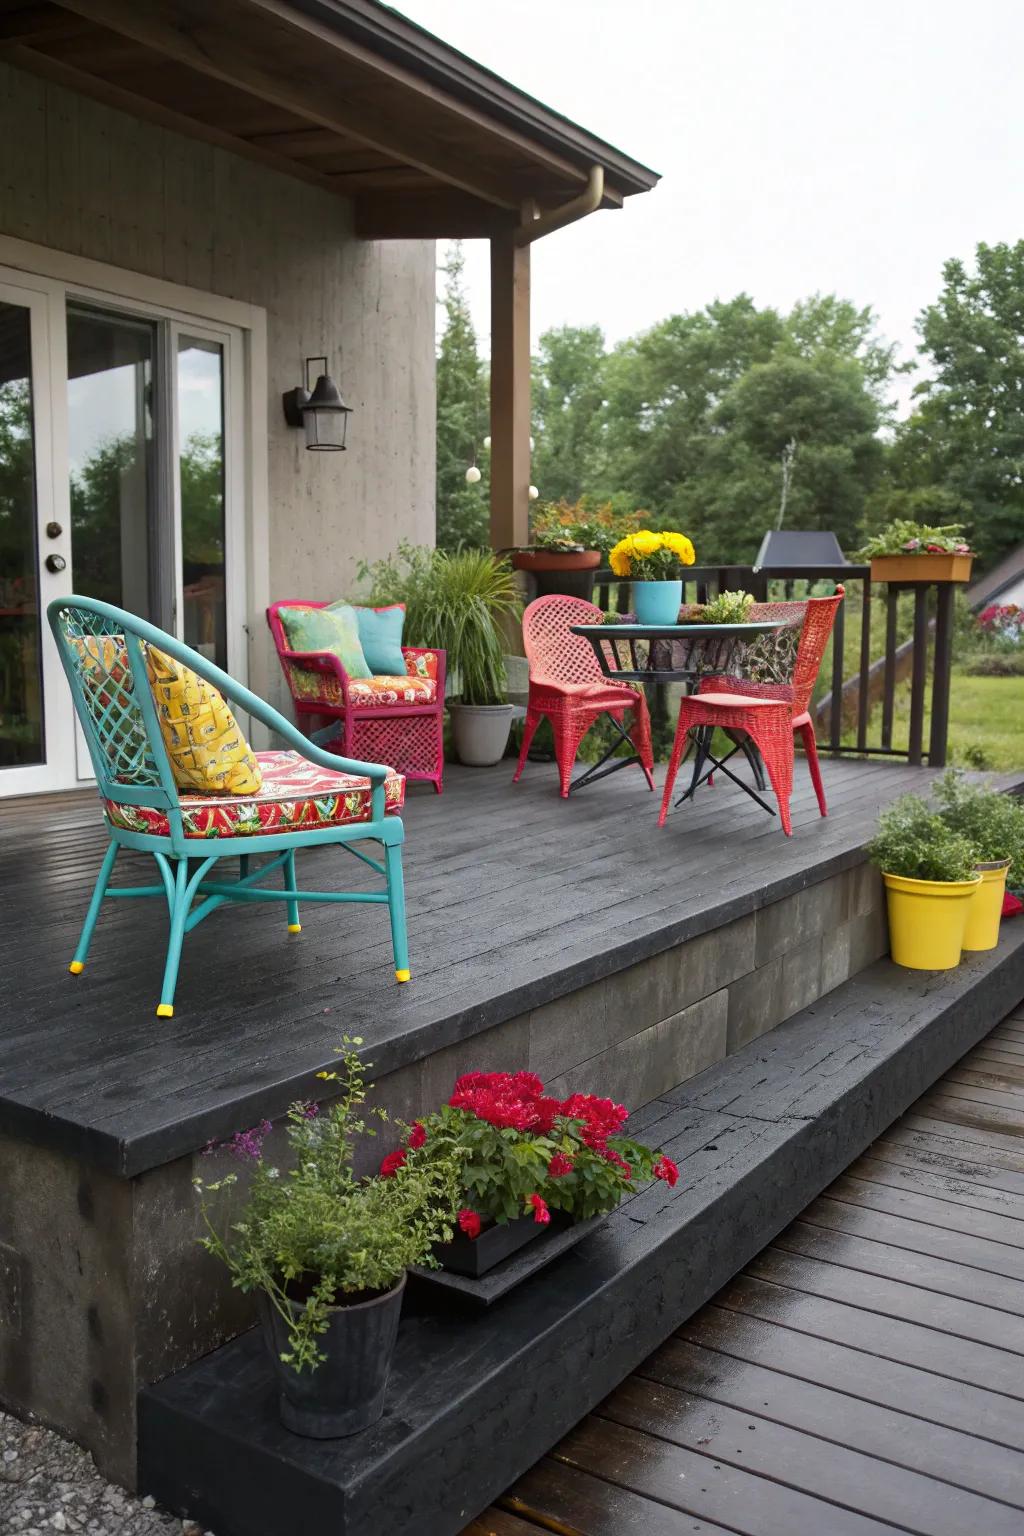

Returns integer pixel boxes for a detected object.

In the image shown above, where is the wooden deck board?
[0,755,977,1174]
[481,1007,1024,1534]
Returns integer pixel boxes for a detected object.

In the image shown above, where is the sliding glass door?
[0,269,245,797]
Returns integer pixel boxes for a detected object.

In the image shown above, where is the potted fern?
[867,794,980,970]
[357,544,523,766]
[195,1043,459,1438]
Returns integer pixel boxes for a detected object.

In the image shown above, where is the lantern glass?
[301,370,351,452]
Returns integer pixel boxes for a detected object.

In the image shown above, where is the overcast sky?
[397,0,1023,415]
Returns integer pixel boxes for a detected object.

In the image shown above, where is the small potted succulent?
[867,794,980,969]
[933,769,1024,951]
[609,530,697,625]
[857,521,974,584]
[381,1069,679,1280]
[195,1043,459,1439]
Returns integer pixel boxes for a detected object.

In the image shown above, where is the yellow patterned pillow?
[145,647,262,795]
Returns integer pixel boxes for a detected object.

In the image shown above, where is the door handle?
[45,553,67,574]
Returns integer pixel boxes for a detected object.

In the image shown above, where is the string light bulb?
[465,464,481,484]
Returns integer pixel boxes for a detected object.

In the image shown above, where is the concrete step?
[138,923,1024,1536]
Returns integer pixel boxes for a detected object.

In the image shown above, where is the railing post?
[829,596,845,753]
[856,574,871,753]
[929,582,955,767]
[881,588,898,750]
[907,586,930,766]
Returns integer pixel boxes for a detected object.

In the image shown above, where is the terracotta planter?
[511,549,602,574]
[869,553,974,584]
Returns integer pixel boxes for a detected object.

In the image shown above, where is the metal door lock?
[45,553,67,574]
[45,522,63,539]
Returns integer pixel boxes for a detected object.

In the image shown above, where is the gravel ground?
[0,1412,212,1536]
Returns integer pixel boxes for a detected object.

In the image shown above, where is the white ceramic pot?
[450,703,515,766]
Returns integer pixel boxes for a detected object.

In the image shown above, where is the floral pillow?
[278,604,371,680]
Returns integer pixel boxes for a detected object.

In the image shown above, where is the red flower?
[458,1208,481,1239]
[559,1092,629,1149]
[602,1148,633,1179]
[654,1155,679,1187]
[529,1193,551,1225]
[925,543,944,553]
[547,1152,575,1178]
[449,1071,560,1133]
[379,1148,406,1178]
[407,1122,426,1149]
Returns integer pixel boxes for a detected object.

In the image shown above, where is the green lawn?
[878,668,1024,772]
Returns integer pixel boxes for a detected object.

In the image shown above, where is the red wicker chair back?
[521,595,607,687]
[790,587,844,717]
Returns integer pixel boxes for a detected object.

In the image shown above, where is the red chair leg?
[513,708,543,783]
[747,724,794,836]
[553,711,592,798]
[628,695,656,790]
[658,707,692,826]
[799,720,827,817]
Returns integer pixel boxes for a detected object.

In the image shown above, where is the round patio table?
[569,619,787,812]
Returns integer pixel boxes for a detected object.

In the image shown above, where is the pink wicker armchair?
[267,601,445,793]
[513,594,655,798]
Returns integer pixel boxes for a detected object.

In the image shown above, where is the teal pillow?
[279,604,371,679]
[352,604,406,676]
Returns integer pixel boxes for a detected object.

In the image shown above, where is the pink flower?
[602,1148,633,1179]
[407,1122,426,1149]
[902,537,921,550]
[379,1148,406,1178]
[547,1152,575,1178]
[529,1193,551,1225]
[458,1209,481,1239]
[654,1155,679,1187]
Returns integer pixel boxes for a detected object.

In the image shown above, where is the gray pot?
[450,703,514,766]
[259,1273,405,1438]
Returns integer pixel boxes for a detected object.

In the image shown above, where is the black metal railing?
[593,563,956,767]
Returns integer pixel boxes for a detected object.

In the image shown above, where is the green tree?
[435,242,489,549]
[893,241,1024,567]
[530,325,608,503]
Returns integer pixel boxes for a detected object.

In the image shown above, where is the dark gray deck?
[0,756,999,1174]
[481,1002,1024,1536]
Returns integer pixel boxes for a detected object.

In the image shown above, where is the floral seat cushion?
[288,666,437,709]
[105,750,405,840]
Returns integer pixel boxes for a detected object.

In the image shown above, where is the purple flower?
[227,1119,273,1162]
[902,537,920,550]
[300,1101,320,1120]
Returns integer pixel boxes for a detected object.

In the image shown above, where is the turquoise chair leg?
[384,842,410,982]
[157,858,190,1019]
[284,848,301,933]
[70,840,119,974]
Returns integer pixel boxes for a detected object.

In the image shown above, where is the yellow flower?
[609,536,634,577]
[631,530,662,557]
[661,531,697,566]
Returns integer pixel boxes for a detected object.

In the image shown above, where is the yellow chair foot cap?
[287,923,302,934]
[69,961,85,975]
[156,1004,174,1018]
[395,968,411,983]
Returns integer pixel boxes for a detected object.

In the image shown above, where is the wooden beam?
[55,0,532,207]
[490,233,531,551]
[0,2,89,43]
[1,41,344,196]
[355,190,515,240]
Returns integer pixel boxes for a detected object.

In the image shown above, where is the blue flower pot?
[632,580,683,625]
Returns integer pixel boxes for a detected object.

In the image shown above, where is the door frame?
[0,235,269,794]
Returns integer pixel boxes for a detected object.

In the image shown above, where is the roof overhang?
[0,0,660,238]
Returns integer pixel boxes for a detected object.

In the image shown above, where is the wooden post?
[489,232,531,550]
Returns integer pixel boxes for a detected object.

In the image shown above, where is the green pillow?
[350,604,407,675]
[278,604,371,679]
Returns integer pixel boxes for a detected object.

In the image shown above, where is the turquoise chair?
[47,596,410,1017]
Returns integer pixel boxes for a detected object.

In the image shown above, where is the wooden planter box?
[870,552,974,584]
[511,549,602,574]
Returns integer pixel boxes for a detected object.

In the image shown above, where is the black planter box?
[432,1210,545,1277]
[410,1211,604,1307]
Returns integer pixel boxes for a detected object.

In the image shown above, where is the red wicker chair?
[513,594,655,798]
[658,587,845,835]
[267,601,445,793]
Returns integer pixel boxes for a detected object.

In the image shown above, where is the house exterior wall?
[0,61,436,708]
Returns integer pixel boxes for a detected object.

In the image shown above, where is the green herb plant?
[933,769,1024,883]
[195,1042,460,1372]
[866,793,978,883]
[857,521,972,559]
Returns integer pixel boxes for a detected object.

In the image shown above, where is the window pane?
[67,306,156,619]
[0,301,43,767]
[178,336,226,669]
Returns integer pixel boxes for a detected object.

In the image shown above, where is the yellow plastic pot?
[882,870,980,970]
[962,860,1010,952]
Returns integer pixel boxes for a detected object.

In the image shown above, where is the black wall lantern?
[282,356,352,451]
